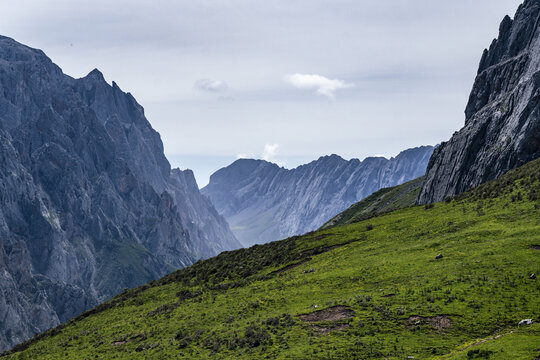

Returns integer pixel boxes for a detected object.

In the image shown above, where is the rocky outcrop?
[418,0,540,204]
[0,35,240,351]
[202,146,433,246]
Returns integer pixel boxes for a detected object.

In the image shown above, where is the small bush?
[244,323,272,348]
[467,349,494,358]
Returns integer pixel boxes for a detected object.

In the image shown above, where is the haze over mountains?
[202,146,433,246]
[0,36,239,351]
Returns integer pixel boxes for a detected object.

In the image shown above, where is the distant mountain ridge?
[0,35,240,350]
[418,0,540,203]
[321,176,425,230]
[202,146,433,246]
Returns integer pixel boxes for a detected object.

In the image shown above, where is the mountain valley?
[203,147,433,246]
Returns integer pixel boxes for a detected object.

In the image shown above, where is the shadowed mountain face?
[0,36,240,351]
[418,0,540,204]
[202,146,433,246]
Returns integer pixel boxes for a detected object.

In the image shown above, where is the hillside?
[4,158,539,359]
[202,146,433,246]
[321,176,424,230]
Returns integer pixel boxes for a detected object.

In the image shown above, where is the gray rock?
[0,35,240,351]
[202,146,433,246]
[418,1,540,204]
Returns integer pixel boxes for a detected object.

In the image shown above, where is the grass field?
[3,159,540,359]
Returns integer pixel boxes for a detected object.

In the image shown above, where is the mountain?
[0,36,240,351]
[202,146,434,246]
[5,157,539,359]
[418,0,540,204]
[320,176,425,230]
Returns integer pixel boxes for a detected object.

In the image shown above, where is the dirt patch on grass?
[407,315,451,331]
[531,245,540,250]
[299,306,354,335]
[299,306,354,322]
[110,333,146,346]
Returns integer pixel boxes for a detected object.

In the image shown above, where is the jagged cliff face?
[202,146,433,246]
[418,0,540,204]
[0,36,240,351]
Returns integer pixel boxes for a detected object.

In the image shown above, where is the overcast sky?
[1,0,524,186]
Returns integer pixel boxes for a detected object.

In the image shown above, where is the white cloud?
[262,143,279,162]
[236,144,283,164]
[194,79,228,92]
[285,73,354,99]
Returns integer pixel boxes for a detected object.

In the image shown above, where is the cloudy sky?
[1,0,523,186]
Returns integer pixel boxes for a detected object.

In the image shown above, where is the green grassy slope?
[321,177,425,230]
[3,159,540,360]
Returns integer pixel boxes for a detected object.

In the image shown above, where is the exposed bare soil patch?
[110,333,146,346]
[407,315,452,331]
[531,245,540,250]
[298,306,354,335]
[299,306,354,323]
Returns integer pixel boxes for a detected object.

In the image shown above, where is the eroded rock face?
[0,36,240,350]
[202,146,433,246]
[418,0,540,204]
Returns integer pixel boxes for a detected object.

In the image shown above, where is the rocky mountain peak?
[0,36,240,351]
[85,68,106,81]
[467,1,540,120]
[318,154,343,162]
[209,159,280,185]
[418,1,540,204]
